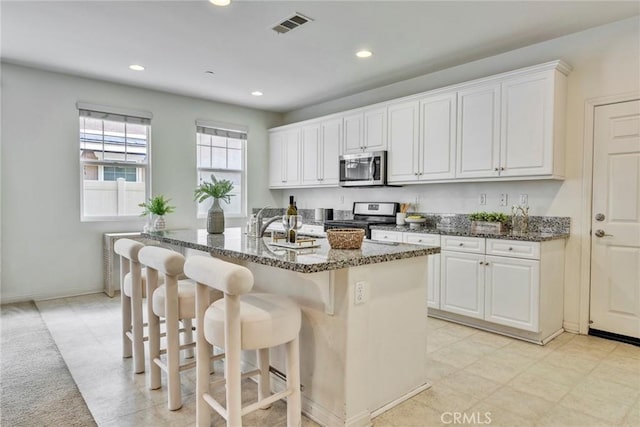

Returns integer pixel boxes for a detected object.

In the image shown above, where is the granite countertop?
[370,224,569,242]
[142,228,439,274]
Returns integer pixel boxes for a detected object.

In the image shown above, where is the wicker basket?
[326,228,365,249]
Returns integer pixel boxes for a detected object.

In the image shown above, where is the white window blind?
[196,121,247,217]
[79,104,151,220]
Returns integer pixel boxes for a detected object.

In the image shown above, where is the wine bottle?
[286,196,297,243]
[286,195,297,216]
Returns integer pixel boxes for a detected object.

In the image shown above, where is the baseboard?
[563,320,580,334]
[0,288,104,304]
[589,329,640,347]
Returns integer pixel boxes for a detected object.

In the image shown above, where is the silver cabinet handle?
[459,243,464,246]
[595,213,605,221]
[500,167,505,171]
[494,168,499,171]
[485,262,490,266]
[479,261,484,265]
[508,247,513,251]
[594,229,613,238]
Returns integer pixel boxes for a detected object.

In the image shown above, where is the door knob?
[594,229,612,238]
[595,213,605,221]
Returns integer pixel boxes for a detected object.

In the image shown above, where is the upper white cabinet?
[342,106,388,154]
[301,118,341,187]
[270,60,570,187]
[456,82,502,179]
[269,129,300,188]
[457,68,567,180]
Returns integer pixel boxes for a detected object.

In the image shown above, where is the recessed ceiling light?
[209,0,231,6]
[251,91,263,97]
[356,50,373,58]
[129,64,145,71]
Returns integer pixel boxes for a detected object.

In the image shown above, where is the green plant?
[139,195,175,216]
[468,211,509,224]
[194,174,234,204]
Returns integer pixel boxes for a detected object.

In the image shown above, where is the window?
[78,103,152,220]
[196,120,247,217]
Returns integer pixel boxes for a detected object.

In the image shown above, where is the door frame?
[579,91,640,334]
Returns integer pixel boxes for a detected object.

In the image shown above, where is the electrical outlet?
[355,281,366,305]
[479,193,487,205]
[519,194,528,206]
[499,193,508,207]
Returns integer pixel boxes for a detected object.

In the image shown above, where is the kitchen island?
[143,228,439,427]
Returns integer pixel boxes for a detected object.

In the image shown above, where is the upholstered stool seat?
[184,255,302,427]
[204,293,301,350]
[123,267,164,298]
[152,280,199,319]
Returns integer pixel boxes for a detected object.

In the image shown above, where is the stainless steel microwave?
[339,151,387,187]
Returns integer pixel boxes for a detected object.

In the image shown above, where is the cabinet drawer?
[486,239,540,260]
[370,229,403,243]
[441,235,485,254]
[404,233,440,246]
[300,224,326,237]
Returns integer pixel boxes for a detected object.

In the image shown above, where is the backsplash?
[253,208,570,234]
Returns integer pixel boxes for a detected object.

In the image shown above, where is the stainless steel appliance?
[339,151,387,187]
[323,202,399,239]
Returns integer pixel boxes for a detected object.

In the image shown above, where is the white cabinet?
[484,255,539,332]
[441,251,485,319]
[456,68,567,180]
[387,100,420,182]
[456,82,501,179]
[387,93,457,184]
[404,233,441,310]
[343,106,387,154]
[300,118,342,187]
[269,129,300,188]
[499,70,565,178]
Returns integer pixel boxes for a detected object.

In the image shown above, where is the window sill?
[81,216,146,223]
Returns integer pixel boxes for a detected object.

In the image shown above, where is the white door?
[420,92,457,180]
[387,100,419,183]
[590,100,640,339]
[342,112,363,154]
[363,106,388,151]
[440,251,485,319]
[320,118,342,185]
[301,124,320,185]
[484,255,540,332]
[456,82,501,179]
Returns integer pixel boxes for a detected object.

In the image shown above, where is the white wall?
[0,63,281,302]
[280,16,640,332]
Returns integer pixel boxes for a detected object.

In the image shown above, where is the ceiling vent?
[271,13,312,34]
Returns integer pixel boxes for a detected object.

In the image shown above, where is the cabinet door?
[456,83,501,178]
[419,92,457,180]
[283,129,300,185]
[405,233,441,309]
[343,112,363,154]
[301,124,321,185]
[500,71,554,177]
[484,255,540,332]
[440,251,485,319]
[269,131,285,187]
[320,118,342,185]
[363,106,387,151]
[387,100,420,183]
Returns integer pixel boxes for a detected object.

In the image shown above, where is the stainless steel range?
[323,202,399,239]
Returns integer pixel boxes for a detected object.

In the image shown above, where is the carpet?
[0,301,96,426]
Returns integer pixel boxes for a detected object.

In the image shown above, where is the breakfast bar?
[143,228,439,427]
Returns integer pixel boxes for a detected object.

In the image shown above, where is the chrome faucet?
[255,206,282,238]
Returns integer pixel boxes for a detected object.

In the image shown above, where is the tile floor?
[36,293,639,427]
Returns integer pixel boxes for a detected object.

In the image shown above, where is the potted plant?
[468,211,510,234]
[139,195,175,231]
[194,174,234,234]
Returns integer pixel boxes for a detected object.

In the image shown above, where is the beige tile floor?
[36,293,639,427]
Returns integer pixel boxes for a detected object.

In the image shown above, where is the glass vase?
[207,198,225,234]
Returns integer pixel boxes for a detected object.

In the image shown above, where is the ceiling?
[2,1,639,113]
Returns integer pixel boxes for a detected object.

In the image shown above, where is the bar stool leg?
[147,269,162,391]
[131,266,145,374]
[165,276,182,410]
[182,318,194,359]
[258,347,272,408]
[120,258,132,359]
[286,336,301,427]
[196,284,212,427]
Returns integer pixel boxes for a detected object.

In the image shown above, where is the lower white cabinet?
[404,233,441,309]
[441,251,485,319]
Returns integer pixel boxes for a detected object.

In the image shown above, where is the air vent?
[272,13,312,34]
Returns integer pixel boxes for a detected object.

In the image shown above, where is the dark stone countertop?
[370,225,569,242]
[142,228,439,274]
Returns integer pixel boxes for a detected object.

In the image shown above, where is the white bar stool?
[114,238,150,374]
[139,246,221,411]
[184,255,302,427]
